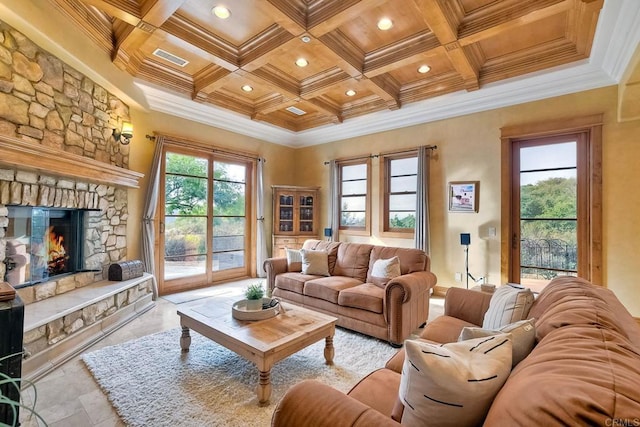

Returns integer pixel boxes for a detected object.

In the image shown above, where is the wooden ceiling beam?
[253,95,297,117]
[192,65,233,99]
[239,25,296,68]
[240,68,300,99]
[308,0,389,37]
[76,0,140,25]
[363,31,440,77]
[259,0,307,35]
[411,0,479,90]
[161,15,239,70]
[458,0,572,46]
[302,98,343,122]
[317,30,364,78]
[111,0,188,71]
[362,76,400,110]
[300,68,353,98]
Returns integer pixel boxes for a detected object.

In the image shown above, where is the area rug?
[82,327,398,427]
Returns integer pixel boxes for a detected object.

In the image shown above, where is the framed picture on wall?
[448,181,479,213]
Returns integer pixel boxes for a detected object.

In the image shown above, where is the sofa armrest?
[386,271,437,303]
[385,271,437,345]
[443,287,493,326]
[272,380,399,427]
[263,257,288,293]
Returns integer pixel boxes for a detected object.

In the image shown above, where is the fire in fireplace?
[48,226,70,275]
[4,207,93,288]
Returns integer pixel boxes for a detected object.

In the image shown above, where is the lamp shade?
[121,122,134,139]
[324,228,332,237]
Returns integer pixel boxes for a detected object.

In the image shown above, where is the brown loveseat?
[271,277,640,426]
[263,239,437,346]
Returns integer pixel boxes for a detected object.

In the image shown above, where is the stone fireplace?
[0,20,154,380]
[0,167,128,302]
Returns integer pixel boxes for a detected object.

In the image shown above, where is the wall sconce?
[113,122,133,145]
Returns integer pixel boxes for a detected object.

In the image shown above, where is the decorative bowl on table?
[232,298,284,321]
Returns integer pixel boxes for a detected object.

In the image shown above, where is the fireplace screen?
[5,207,88,288]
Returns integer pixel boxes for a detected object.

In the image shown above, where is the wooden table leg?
[324,334,334,365]
[180,326,191,353]
[257,369,272,406]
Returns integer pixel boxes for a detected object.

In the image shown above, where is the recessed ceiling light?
[301,35,311,43]
[418,65,431,74]
[295,58,309,67]
[212,6,231,19]
[345,89,356,97]
[377,17,393,30]
[241,85,253,92]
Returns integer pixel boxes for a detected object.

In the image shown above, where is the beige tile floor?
[18,280,444,427]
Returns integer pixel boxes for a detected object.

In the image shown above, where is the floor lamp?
[461,233,483,289]
[461,233,471,289]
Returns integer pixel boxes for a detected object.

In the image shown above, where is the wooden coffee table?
[177,300,337,406]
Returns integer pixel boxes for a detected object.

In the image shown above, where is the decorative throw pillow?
[460,318,536,367]
[285,248,302,272]
[300,249,330,276]
[370,256,401,286]
[399,336,512,427]
[482,284,534,330]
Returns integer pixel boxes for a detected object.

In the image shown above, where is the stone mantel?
[0,134,143,188]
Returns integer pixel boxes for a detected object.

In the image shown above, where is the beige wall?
[295,86,640,317]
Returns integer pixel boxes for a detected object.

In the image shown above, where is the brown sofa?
[271,277,640,426]
[263,239,437,346]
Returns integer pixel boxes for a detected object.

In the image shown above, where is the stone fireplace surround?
[0,134,152,381]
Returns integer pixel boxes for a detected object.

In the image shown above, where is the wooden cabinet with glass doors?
[272,185,319,257]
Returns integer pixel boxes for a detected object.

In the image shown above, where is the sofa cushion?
[368,256,401,288]
[300,249,330,276]
[399,336,512,426]
[285,248,302,272]
[333,243,374,282]
[275,272,319,294]
[338,284,384,314]
[367,246,427,283]
[303,276,362,304]
[302,240,340,274]
[419,315,478,344]
[482,284,534,329]
[459,318,536,367]
[347,368,401,419]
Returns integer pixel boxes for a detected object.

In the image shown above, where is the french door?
[511,134,585,291]
[501,116,603,291]
[159,146,252,294]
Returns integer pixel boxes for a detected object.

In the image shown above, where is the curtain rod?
[146,134,264,162]
[323,145,437,165]
[324,154,378,165]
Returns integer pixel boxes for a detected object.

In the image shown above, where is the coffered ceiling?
[45,0,640,146]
